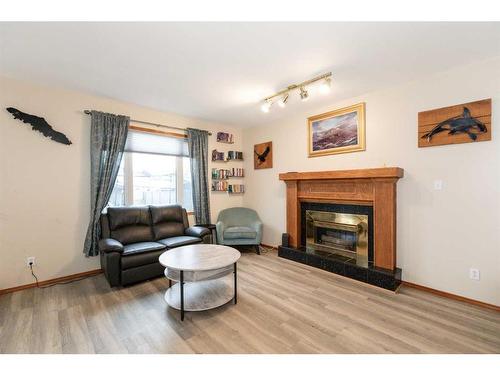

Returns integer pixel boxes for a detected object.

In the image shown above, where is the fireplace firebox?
[302,202,373,267]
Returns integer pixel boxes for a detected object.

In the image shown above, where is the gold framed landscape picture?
[308,103,366,157]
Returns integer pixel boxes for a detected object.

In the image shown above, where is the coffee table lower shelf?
[164,278,235,312]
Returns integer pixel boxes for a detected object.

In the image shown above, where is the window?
[108,129,193,211]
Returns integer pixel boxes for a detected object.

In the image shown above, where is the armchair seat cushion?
[157,235,202,248]
[223,226,257,239]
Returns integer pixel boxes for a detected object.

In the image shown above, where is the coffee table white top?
[159,244,240,271]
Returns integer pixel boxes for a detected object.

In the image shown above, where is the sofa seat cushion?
[157,236,202,248]
[121,242,166,270]
[123,241,166,255]
[223,226,257,239]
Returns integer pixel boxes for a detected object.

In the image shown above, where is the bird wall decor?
[254,141,273,169]
[255,146,270,163]
[6,107,72,145]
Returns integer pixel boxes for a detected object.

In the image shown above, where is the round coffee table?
[158,244,240,321]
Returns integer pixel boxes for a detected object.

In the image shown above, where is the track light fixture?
[260,72,332,113]
[299,87,309,101]
[278,93,289,108]
[260,99,272,113]
[319,77,331,94]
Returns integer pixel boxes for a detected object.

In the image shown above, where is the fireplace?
[278,167,403,291]
[302,202,373,267]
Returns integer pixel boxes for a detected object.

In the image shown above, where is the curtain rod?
[83,110,212,136]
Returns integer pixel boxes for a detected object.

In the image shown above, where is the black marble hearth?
[278,245,402,291]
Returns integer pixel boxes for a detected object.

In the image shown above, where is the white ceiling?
[1,22,499,128]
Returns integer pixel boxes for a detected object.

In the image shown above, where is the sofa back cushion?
[107,206,153,245]
[150,205,187,240]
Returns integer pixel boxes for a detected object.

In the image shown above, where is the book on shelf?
[211,149,225,161]
[211,181,245,193]
[226,151,243,161]
[211,180,229,191]
[228,184,245,194]
[216,132,234,143]
[211,150,243,162]
[230,167,244,177]
[211,168,244,179]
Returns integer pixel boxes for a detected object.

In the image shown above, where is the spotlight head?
[261,100,272,113]
[319,77,331,94]
[300,87,309,101]
[278,93,289,108]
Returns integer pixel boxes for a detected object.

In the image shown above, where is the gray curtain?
[187,128,211,224]
[83,111,129,256]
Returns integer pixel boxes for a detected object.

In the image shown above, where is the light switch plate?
[469,268,480,281]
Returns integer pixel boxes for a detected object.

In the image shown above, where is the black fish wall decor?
[421,107,487,142]
[6,107,72,145]
[418,99,491,148]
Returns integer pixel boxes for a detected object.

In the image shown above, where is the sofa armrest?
[100,251,121,287]
[98,238,124,253]
[185,226,210,238]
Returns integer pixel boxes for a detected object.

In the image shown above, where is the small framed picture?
[308,103,365,157]
[254,141,273,169]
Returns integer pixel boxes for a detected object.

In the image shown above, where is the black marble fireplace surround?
[278,202,402,291]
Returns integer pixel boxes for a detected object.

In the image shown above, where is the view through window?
[108,152,193,211]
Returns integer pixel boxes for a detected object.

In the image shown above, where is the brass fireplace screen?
[305,210,369,259]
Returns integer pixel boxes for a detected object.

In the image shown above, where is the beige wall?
[0,76,243,289]
[1,58,499,305]
[242,57,500,306]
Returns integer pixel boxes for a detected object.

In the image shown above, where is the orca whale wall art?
[418,99,491,148]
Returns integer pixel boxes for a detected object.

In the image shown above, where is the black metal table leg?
[180,270,184,321]
[233,262,237,304]
[169,279,172,288]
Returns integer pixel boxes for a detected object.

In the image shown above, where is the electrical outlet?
[433,180,443,190]
[469,268,480,281]
[27,257,35,267]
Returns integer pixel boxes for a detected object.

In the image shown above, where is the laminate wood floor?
[1,251,499,354]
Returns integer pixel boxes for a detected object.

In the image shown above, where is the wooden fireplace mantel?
[279,167,404,270]
[279,167,404,181]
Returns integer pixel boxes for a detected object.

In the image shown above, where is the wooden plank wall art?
[418,99,491,148]
[254,141,273,169]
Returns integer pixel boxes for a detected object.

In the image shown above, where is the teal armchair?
[216,207,263,253]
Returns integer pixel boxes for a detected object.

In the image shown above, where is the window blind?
[124,130,189,157]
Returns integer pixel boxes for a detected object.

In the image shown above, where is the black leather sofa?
[99,205,210,287]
